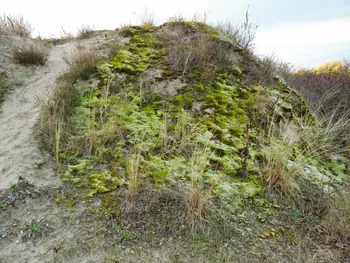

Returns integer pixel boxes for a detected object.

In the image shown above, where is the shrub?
[313,60,347,73]
[77,24,95,39]
[291,60,350,115]
[10,41,50,65]
[0,13,33,37]
[216,7,257,51]
[63,43,101,79]
[242,53,294,85]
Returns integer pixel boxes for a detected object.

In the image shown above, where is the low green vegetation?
[39,22,350,261]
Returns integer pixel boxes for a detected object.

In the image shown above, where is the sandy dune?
[0,44,69,189]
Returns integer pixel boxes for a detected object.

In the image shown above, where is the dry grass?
[187,186,211,221]
[186,150,211,229]
[262,141,300,194]
[160,110,202,157]
[160,23,240,83]
[288,60,350,159]
[39,84,79,164]
[299,108,350,159]
[10,41,50,65]
[126,149,142,200]
[63,43,101,79]
[240,52,294,86]
[323,191,350,242]
[167,13,185,23]
[137,6,157,27]
[0,13,33,37]
[42,27,75,46]
[77,24,95,39]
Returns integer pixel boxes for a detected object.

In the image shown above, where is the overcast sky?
[1,0,349,68]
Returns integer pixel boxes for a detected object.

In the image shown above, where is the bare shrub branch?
[292,62,350,115]
[216,6,257,51]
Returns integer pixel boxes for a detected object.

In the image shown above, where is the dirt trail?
[0,45,69,190]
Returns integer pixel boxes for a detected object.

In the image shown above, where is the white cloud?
[256,18,350,67]
[1,0,349,67]
[0,0,216,37]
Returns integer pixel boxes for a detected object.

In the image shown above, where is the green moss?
[145,156,170,186]
[100,27,165,76]
[328,158,347,178]
[99,193,120,217]
[62,160,93,182]
[106,93,166,151]
[231,64,243,77]
[88,170,122,197]
[109,50,136,74]
[162,70,178,79]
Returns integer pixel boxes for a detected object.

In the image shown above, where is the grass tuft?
[262,141,299,194]
[39,83,79,164]
[10,42,50,65]
[186,150,211,230]
[63,43,101,79]
[137,6,157,27]
[126,149,142,200]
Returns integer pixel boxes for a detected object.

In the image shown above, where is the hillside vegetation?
[1,14,350,262]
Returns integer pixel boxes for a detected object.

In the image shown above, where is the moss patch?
[101,27,165,75]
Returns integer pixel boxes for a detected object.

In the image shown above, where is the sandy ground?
[0,179,108,263]
[0,41,69,190]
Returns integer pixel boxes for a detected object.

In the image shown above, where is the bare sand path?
[0,44,69,189]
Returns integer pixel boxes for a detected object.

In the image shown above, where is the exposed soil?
[0,40,68,190]
[0,179,108,263]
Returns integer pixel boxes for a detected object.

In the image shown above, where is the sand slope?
[0,44,68,189]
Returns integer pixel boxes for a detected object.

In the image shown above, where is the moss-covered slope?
[40,22,350,262]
